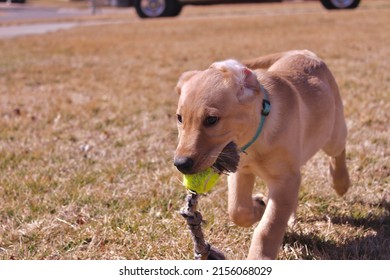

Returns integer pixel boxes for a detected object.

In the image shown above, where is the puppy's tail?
[242,52,287,70]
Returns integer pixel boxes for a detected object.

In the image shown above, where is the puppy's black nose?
[174,157,194,174]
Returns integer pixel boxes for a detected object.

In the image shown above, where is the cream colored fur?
[174,50,350,259]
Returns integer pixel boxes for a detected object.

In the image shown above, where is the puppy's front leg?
[228,171,266,228]
[247,173,300,260]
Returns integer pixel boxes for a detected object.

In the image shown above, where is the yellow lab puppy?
[174,50,350,259]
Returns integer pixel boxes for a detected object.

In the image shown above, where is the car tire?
[320,0,360,10]
[134,0,182,18]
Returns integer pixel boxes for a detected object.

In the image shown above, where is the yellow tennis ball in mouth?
[183,167,220,194]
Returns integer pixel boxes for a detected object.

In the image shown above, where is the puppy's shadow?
[283,199,390,259]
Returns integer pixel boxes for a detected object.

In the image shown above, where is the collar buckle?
[262,99,271,116]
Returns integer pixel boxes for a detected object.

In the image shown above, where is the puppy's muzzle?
[174,156,194,174]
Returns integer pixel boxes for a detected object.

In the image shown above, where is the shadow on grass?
[283,209,390,260]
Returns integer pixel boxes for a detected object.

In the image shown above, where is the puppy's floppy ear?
[237,67,260,104]
[175,71,200,95]
[211,59,260,103]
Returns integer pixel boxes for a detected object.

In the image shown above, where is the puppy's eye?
[177,114,183,124]
[204,116,219,127]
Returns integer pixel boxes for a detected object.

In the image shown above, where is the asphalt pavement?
[0,3,131,22]
[0,5,89,22]
[0,3,132,38]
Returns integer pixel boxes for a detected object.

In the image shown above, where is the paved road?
[0,4,132,38]
[0,6,88,22]
[0,20,128,38]
[0,3,131,22]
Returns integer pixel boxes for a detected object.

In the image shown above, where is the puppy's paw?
[253,194,267,206]
[252,194,267,222]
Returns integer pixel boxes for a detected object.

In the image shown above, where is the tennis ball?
[183,167,220,194]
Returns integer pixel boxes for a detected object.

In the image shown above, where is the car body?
[0,0,26,3]
[130,0,361,18]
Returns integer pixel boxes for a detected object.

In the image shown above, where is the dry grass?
[0,1,389,260]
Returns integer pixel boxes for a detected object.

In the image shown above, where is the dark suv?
[131,0,361,18]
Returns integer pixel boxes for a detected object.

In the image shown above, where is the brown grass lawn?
[0,1,389,260]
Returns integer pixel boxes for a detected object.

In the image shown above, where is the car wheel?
[134,0,182,18]
[320,0,360,9]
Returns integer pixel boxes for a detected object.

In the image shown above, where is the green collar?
[240,85,271,153]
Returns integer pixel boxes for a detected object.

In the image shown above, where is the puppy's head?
[174,60,261,174]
